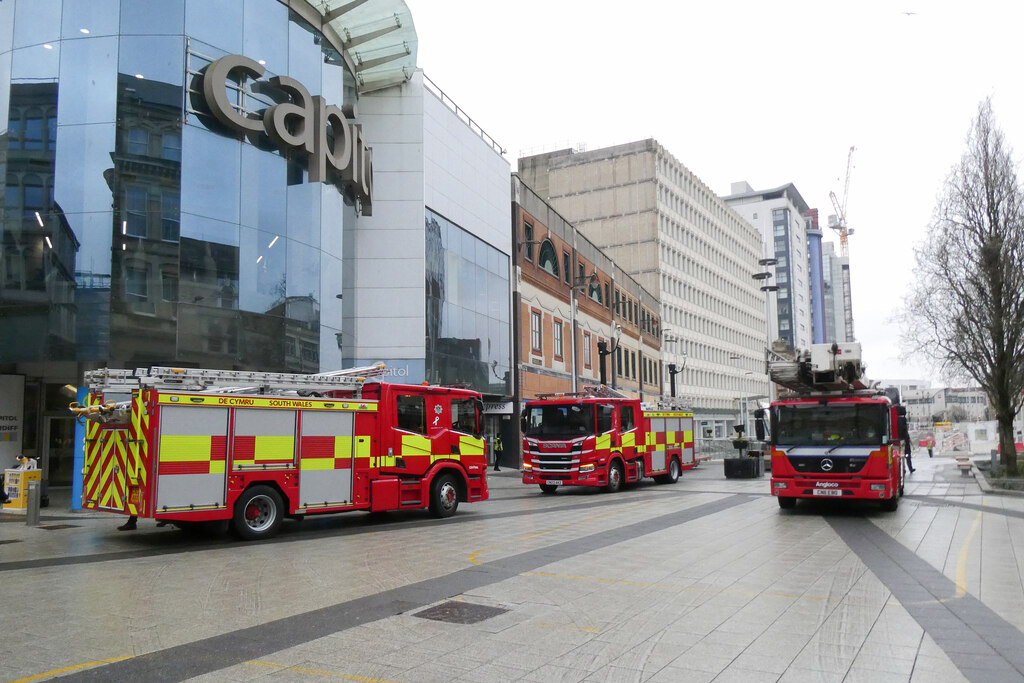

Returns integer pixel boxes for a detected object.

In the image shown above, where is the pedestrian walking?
[898,413,914,473]
[927,437,934,458]
[493,434,503,472]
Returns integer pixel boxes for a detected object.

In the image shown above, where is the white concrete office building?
[519,140,768,438]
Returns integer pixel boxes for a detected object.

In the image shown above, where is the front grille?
[788,456,868,474]
[533,454,576,473]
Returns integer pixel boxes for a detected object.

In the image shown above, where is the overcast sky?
[404,0,1024,387]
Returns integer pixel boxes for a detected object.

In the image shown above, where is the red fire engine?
[73,365,489,539]
[756,343,907,511]
[521,387,696,493]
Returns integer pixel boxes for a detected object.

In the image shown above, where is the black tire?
[232,485,284,540]
[777,496,796,509]
[539,484,559,494]
[604,461,623,493]
[655,457,681,484]
[880,492,899,512]
[429,472,460,518]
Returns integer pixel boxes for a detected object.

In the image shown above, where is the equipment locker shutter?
[677,416,695,465]
[298,411,355,508]
[156,406,228,510]
[232,409,297,470]
[649,417,667,472]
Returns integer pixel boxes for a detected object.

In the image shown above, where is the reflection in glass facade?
[425,209,511,396]
[1,0,355,372]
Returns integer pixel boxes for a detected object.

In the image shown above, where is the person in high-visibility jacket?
[493,434,503,472]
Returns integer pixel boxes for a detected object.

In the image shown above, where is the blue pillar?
[71,386,86,511]
[807,230,826,343]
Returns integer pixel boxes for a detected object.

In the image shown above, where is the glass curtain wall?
[425,208,511,396]
[1,0,356,372]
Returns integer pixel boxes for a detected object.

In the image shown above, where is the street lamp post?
[596,323,622,388]
[569,271,600,393]
[753,258,779,400]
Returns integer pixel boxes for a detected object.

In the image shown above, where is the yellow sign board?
[2,469,41,510]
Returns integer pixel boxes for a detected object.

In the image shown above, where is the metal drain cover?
[414,600,508,624]
[39,524,80,530]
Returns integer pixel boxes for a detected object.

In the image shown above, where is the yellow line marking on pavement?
[468,545,499,565]
[534,622,601,633]
[955,510,983,598]
[468,501,652,565]
[8,656,133,682]
[247,660,401,682]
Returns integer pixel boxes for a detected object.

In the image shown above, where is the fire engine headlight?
[522,462,532,470]
[579,463,596,473]
[773,482,788,489]
[870,483,886,491]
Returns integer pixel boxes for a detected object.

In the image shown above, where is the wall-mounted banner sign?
[199,54,373,215]
[0,375,25,466]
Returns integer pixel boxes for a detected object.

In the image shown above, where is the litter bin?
[3,469,42,511]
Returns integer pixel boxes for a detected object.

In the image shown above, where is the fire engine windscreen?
[773,404,888,448]
[522,404,596,439]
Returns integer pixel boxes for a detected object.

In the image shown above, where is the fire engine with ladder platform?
[756,342,908,511]
[521,385,696,493]
[73,364,489,539]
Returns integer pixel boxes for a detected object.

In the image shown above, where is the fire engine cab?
[73,365,489,539]
[756,342,907,511]
[521,386,695,493]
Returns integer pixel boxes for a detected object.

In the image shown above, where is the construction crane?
[828,145,856,257]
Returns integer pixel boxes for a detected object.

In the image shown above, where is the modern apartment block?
[724,182,819,353]
[822,241,855,343]
[518,140,767,438]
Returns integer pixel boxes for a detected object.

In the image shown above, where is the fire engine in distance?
[521,386,695,493]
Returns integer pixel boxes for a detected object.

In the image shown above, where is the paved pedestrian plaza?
[3,452,1024,682]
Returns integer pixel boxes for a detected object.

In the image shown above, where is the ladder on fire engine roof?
[536,385,629,400]
[768,354,871,394]
[82,363,388,395]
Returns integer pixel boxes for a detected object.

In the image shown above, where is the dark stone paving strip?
[829,517,1024,683]
[57,494,752,682]
[0,487,696,573]
[905,495,1024,520]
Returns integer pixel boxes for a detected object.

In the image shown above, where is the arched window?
[537,240,559,278]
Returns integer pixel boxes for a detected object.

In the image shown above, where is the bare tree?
[903,99,1024,474]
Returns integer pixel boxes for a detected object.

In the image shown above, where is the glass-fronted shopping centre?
[0,0,513,495]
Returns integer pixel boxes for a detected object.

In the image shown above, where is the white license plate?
[544,480,562,486]
[812,488,842,497]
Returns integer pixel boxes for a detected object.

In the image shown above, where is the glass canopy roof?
[312,0,418,94]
